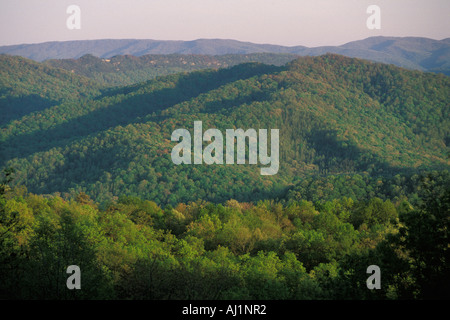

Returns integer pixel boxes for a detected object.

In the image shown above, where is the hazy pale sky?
[0,0,449,47]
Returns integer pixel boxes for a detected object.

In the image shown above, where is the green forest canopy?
[0,53,449,299]
[0,53,448,206]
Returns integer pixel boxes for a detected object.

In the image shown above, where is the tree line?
[1,169,448,299]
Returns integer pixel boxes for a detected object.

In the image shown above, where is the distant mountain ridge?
[42,53,301,87]
[1,36,449,75]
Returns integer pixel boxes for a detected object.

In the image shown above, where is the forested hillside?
[44,53,300,87]
[0,54,101,125]
[1,168,449,299]
[1,54,448,206]
[0,52,449,300]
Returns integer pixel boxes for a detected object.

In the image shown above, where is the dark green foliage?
[44,53,300,87]
[0,54,101,125]
[0,53,449,300]
[1,54,448,206]
[390,173,450,299]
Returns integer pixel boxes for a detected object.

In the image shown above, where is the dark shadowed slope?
[1,54,448,204]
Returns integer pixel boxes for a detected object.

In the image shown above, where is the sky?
[0,0,449,47]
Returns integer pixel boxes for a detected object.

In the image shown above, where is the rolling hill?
[0,54,101,125]
[2,48,450,302]
[1,53,448,206]
[43,53,300,87]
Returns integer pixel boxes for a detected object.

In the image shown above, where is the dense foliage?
[1,169,448,299]
[1,54,448,206]
[45,53,300,87]
[0,54,101,125]
[0,53,449,299]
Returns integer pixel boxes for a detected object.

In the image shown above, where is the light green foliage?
[0,169,447,299]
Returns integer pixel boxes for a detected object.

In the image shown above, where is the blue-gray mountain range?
[1,36,449,75]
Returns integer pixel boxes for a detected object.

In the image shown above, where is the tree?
[394,175,450,299]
